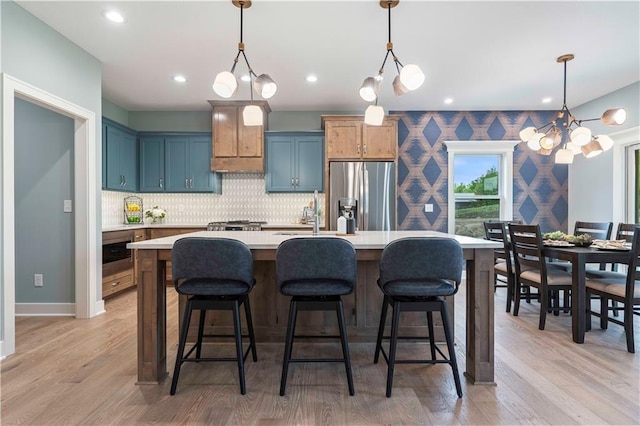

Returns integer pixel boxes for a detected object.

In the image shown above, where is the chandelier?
[212,0,277,126]
[519,54,626,164]
[360,0,425,126]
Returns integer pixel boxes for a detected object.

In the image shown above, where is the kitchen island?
[129,230,500,386]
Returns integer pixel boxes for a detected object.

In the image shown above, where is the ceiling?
[16,1,640,113]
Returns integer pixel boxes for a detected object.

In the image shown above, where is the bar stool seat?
[169,237,257,395]
[276,237,357,397]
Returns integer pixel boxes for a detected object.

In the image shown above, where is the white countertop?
[104,223,312,232]
[127,230,501,250]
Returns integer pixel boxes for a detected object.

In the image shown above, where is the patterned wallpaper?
[102,173,324,227]
[394,111,568,233]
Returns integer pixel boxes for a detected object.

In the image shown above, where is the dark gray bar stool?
[276,237,357,396]
[170,237,257,395]
[374,237,463,398]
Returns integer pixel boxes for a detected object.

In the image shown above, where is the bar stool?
[374,237,463,398]
[170,237,257,395]
[276,237,357,396]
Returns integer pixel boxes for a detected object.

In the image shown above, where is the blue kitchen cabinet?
[103,118,138,192]
[164,135,221,193]
[139,136,165,192]
[266,132,324,193]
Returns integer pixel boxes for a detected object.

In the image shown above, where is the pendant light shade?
[601,108,627,126]
[392,75,409,96]
[213,71,238,98]
[519,54,627,164]
[364,105,385,126]
[242,105,263,126]
[359,77,379,102]
[399,64,425,91]
[254,74,278,99]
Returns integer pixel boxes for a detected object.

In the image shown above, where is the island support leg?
[136,249,167,384]
[464,248,495,385]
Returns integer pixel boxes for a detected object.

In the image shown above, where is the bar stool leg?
[336,299,355,396]
[426,311,436,360]
[386,300,401,398]
[196,309,206,360]
[171,299,194,395]
[374,295,389,364]
[440,300,462,398]
[232,301,246,395]
[280,299,299,396]
[243,297,258,362]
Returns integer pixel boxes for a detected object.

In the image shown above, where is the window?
[444,141,519,238]
[611,127,640,225]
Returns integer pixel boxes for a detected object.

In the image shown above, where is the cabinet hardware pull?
[363,144,367,155]
[111,281,120,286]
[295,177,299,187]
[185,178,188,188]
[291,177,295,187]
[190,178,194,188]
[357,143,360,154]
[159,178,163,189]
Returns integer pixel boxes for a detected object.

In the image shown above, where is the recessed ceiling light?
[306,75,318,83]
[173,75,187,83]
[542,97,552,103]
[103,10,124,24]
[444,98,453,104]
[240,74,251,82]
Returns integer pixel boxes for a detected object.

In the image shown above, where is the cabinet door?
[105,125,123,190]
[120,131,137,191]
[189,136,219,192]
[296,136,324,192]
[102,124,107,189]
[266,136,295,192]
[139,137,165,192]
[164,137,190,192]
[238,122,263,157]
[363,120,397,160]
[325,121,361,159]
[212,106,238,157]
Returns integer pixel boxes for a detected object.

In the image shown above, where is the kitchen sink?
[273,231,315,235]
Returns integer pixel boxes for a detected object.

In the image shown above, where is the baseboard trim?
[95,300,106,316]
[15,303,75,316]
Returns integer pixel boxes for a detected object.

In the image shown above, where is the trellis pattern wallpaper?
[393,110,567,233]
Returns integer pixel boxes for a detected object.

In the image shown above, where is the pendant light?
[361,0,425,126]
[519,54,626,164]
[212,0,276,126]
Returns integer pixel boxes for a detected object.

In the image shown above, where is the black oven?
[103,240,131,264]
[102,230,133,275]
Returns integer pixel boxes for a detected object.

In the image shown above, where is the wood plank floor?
[2,283,639,425]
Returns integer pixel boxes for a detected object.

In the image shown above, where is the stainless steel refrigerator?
[329,161,396,231]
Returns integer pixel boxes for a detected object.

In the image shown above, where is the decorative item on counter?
[145,206,167,224]
[337,215,347,234]
[123,196,143,224]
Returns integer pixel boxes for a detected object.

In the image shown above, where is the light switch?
[424,203,434,213]
[64,199,73,213]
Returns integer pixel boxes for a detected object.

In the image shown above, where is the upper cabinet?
[103,118,138,192]
[265,132,324,193]
[139,133,221,194]
[321,115,400,161]
[208,100,271,173]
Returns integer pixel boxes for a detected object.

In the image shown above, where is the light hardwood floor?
[1,283,638,425]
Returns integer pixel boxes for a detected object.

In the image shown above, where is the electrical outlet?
[424,203,434,213]
[63,199,73,212]
[34,274,43,287]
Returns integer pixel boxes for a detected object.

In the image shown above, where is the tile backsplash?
[102,173,325,227]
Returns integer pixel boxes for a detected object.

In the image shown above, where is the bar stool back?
[170,237,257,395]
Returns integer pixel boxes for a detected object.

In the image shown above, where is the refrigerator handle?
[363,166,369,231]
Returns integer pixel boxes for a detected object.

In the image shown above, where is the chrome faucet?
[313,190,319,235]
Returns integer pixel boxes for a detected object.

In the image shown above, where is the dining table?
[128,230,502,386]
[542,244,631,343]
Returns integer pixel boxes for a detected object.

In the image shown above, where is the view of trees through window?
[454,156,501,238]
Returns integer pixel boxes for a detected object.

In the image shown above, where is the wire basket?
[124,196,143,224]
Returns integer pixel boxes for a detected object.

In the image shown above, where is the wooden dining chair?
[509,224,573,330]
[586,226,640,352]
[586,223,637,280]
[548,221,614,274]
[483,221,516,312]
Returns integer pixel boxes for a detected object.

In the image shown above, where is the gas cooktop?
[207,221,265,231]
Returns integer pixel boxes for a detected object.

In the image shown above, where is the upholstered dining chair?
[374,237,463,398]
[276,237,357,397]
[586,223,637,280]
[509,224,574,330]
[586,225,640,352]
[170,237,257,395]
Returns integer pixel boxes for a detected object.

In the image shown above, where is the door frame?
[2,73,101,358]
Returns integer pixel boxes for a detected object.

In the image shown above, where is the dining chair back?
[483,221,515,312]
[374,237,463,398]
[586,223,639,279]
[509,224,573,330]
[170,237,257,395]
[574,221,613,240]
[586,226,640,352]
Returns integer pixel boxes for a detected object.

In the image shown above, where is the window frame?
[444,140,519,234]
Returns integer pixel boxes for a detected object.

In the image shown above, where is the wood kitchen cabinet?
[321,115,399,161]
[208,100,271,172]
[139,133,221,193]
[103,118,138,192]
[265,132,324,193]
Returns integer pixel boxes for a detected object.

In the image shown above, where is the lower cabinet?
[102,268,134,299]
[139,133,221,193]
[265,132,324,193]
